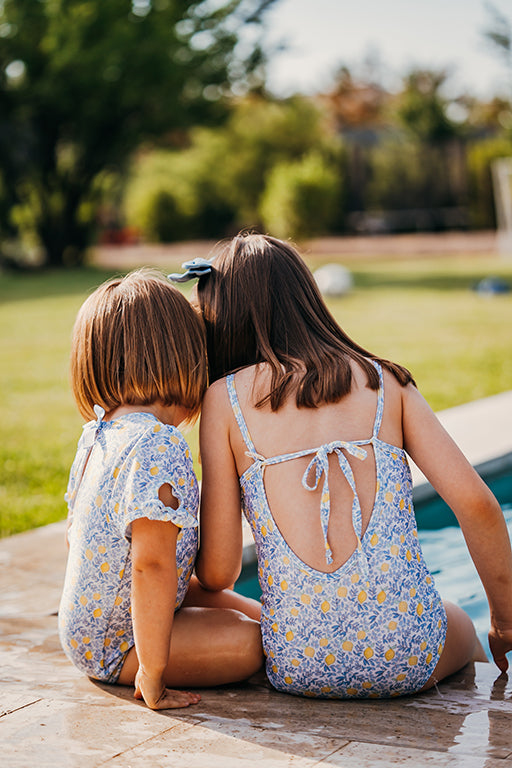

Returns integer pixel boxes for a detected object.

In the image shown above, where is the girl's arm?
[195,381,244,590]
[402,383,512,671]
[130,483,200,709]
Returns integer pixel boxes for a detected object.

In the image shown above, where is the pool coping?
[410,389,512,498]
[413,449,512,504]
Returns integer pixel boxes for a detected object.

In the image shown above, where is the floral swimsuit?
[59,411,198,683]
[227,362,447,698]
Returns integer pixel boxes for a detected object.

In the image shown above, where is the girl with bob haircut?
[188,233,512,699]
[59,269,262,711]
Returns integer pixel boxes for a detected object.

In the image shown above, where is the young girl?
[183,233,512,699]
[59,269,262,711]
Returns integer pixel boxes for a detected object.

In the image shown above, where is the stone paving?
[2,519,512,768]
[2,391,512,767]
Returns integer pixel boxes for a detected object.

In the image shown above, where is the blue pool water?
[419,502,512,658]
[235,468,512,661]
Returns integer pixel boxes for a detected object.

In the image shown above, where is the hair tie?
[168,258,214,283]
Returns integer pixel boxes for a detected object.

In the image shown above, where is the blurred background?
[1,0,511,538]
[2,0,512,261]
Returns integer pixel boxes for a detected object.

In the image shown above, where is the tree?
[259,152,340,240]
[0,0,276,266]
[394,69,459,144]
[484,2,512,91]
[216,95,341,227]
[319,64,389,132]
[123,94,344,238]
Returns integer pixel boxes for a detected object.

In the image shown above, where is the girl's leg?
[421,601,487,691]
[117,606,263,688]
[182,575,262,621]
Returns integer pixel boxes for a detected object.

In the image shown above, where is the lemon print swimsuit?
[59,411,198,682]
[227,362,447,698]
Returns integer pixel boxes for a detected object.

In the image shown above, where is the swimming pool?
[235,467,512,660]
[419,501,512,658]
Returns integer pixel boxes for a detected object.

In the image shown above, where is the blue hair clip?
[168,257,214,283]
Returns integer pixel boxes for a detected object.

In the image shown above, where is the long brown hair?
[197,234,414,410]
[71,269,207,421]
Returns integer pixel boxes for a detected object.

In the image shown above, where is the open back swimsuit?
[227,362,447,698]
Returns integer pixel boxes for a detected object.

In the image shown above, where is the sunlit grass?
[1,253,511,536]
[318,256,512,409]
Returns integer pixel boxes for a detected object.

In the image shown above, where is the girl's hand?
[134,668,201,710]
[488,626,512,673]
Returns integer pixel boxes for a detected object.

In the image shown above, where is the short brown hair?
[71,269,207,421]
[197,233,414,410]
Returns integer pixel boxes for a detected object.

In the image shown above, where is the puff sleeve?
[113,424,199,540]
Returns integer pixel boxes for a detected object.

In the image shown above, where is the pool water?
[419,502,512,658]
[235,469,512,661]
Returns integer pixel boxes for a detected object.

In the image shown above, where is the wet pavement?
[1,524,512,768]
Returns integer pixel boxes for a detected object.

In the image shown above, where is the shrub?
[260,152,340,240]
[143,189,191,243]
[124,140,235,241]
[123,96,344,240]
[123,151,197,242]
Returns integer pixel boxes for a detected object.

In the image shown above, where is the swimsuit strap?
[371,360,385,437]
[226,374,258,454]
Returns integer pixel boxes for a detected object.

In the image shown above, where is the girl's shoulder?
[203,376,231,409]
[202,368,263,439]
[202,377,237,437]
[204,366,257,406]
[136,419,190,455]
[108,415,193,471]
[376,364,415,447]
[378,363,407,394]
[206,364,274,413]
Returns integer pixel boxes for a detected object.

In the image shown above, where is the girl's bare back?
[228,361,403,571]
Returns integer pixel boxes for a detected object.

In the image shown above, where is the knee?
[425,601,483,688]
[444,601,479,659]
[226,610,264,677]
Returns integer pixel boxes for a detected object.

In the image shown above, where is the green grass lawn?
[322,255,512,409]
[1,252,511,537]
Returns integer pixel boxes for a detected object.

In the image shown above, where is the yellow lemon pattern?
[59,411,199,682]
[225,366,447,699]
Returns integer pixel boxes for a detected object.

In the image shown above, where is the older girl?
[185,234,512,699]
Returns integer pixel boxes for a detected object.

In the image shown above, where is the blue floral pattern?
[227,363,447,698]
[58,412,198,682]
